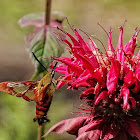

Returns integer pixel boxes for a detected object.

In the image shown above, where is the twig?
[44,0,52,49]
[37,0,52,139]
[37,125,45,140]
[45,0,52,25]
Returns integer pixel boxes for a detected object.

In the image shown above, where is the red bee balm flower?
[44,24,140,140]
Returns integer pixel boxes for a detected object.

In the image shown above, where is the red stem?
[45,0,52,25]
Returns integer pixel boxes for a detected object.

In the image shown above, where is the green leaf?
[29,27,64,80]
[18,12,65,79]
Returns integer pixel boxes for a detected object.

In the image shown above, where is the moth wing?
[0,81,38,102]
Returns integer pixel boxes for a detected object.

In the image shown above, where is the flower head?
[46,23,140,140]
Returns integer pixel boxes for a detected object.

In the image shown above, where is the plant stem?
[45,0,52,25]
[37,125,45,140]
[37,1,52,140]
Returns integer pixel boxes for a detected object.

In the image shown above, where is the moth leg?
[43,117,50,123]
[33,117,37,122]
[35,117,50,125]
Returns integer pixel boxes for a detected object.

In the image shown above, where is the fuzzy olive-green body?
[34,72,56,125]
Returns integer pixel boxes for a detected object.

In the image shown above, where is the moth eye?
[41,83,44,87]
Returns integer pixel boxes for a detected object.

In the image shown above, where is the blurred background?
[0,0,140,140]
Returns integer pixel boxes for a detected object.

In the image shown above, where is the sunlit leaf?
[18,12,65,79]
[18,12,44,27]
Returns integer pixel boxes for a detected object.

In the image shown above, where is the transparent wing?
[0,81,38,102]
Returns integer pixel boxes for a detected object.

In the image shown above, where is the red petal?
[63,38,73,49]
[66,32,80,46]
[94,91,108,105]
[121,86,129,109]
[72,46,86,56]
[77,119,102,139]
[94,83,100,101]
[135,68,140,81]
[57,75,72,89]
[74,29,91,53]
[89,37,98,50]
[76,82,91,88]
[77,54,95,71]
[88,38,100,68]
[107,60,121,93]
[50,61,69,74]
[73,32,99,69]
[43,116,88,137]
[71,73,91,88]
[124,70,136,87]
[80,87,95,99]
[123,35,136,59]
[76,130,100,140]
[84,119,103,132]
[101,120,120,140]
[129,97,136,109]
[131,79,140,93]
[108,30,115,55]
[127,119,140,139]
[77,54,102,84]
[116,26,124,63]
[54,57,83,76]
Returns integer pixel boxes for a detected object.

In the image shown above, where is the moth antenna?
[32,52,48,72]
[51,62,58,78]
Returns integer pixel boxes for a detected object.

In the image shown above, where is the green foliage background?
[0,0,140,140]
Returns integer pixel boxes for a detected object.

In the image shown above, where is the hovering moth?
[0,53,57,125]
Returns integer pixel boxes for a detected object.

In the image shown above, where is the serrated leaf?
[29,27,64,80]
[18,12,44,27]
[18,11,65,28]
[18,12,65,79]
